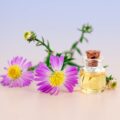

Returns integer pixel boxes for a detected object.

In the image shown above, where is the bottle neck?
[84,57,103,68]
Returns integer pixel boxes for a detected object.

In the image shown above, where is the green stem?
[80,32,84,43]
[35,38,53,53]
[64,31,85,58]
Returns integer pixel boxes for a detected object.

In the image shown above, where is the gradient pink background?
[0,0,120,120]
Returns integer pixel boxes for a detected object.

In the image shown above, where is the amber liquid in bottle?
[80,69,106,93]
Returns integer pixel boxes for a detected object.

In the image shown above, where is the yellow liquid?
[80,70,106,93]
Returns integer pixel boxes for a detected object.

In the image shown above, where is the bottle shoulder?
[82,66,105,73]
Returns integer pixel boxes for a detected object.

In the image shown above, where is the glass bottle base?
[81,87,105,94]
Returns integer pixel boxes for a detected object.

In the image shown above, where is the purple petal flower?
[35,55,78,95]
[0,56,34,87]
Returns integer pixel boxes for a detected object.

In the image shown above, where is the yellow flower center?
[50,71,65,87]
[8,65,22,80]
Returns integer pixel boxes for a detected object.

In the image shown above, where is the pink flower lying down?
[0,56,34,87]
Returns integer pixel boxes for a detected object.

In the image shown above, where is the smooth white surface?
[0,83,119,120]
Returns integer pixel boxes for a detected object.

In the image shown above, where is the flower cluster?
[0,55,78,95]
[0,24,117,95]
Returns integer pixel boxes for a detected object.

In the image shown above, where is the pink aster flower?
[35,55,78,95]
[0,56,34,87]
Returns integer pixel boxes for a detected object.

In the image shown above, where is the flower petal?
[64,66,78,92]
[38,84,53,93]
[0,75,11,86]
[50,87,60,95]
[50,55,64,71]
[35,62,51,81]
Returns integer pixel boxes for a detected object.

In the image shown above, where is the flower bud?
[24,31,36,42]
[107,80,117,89]
[82,24,93,33]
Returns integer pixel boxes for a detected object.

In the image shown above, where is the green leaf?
[76,48,82,55]
[64,55,68,61]
[56,53,62,56]
[64,58,74,62]
[71,41,78,49]
[67,62,77,66]
[45,53,51,67]
[36,42,42,46]
[104,65,109,68]
[47,40,50,48]
[106,75,114,84]
[28,65,38,71]
[41,37,45,43]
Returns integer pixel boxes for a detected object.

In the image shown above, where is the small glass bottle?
[80,50,106,93]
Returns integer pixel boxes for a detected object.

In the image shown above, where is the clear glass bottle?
[80,51,106,93]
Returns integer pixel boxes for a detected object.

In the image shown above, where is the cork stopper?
[86,50,100,67]
[86,50,100,59]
